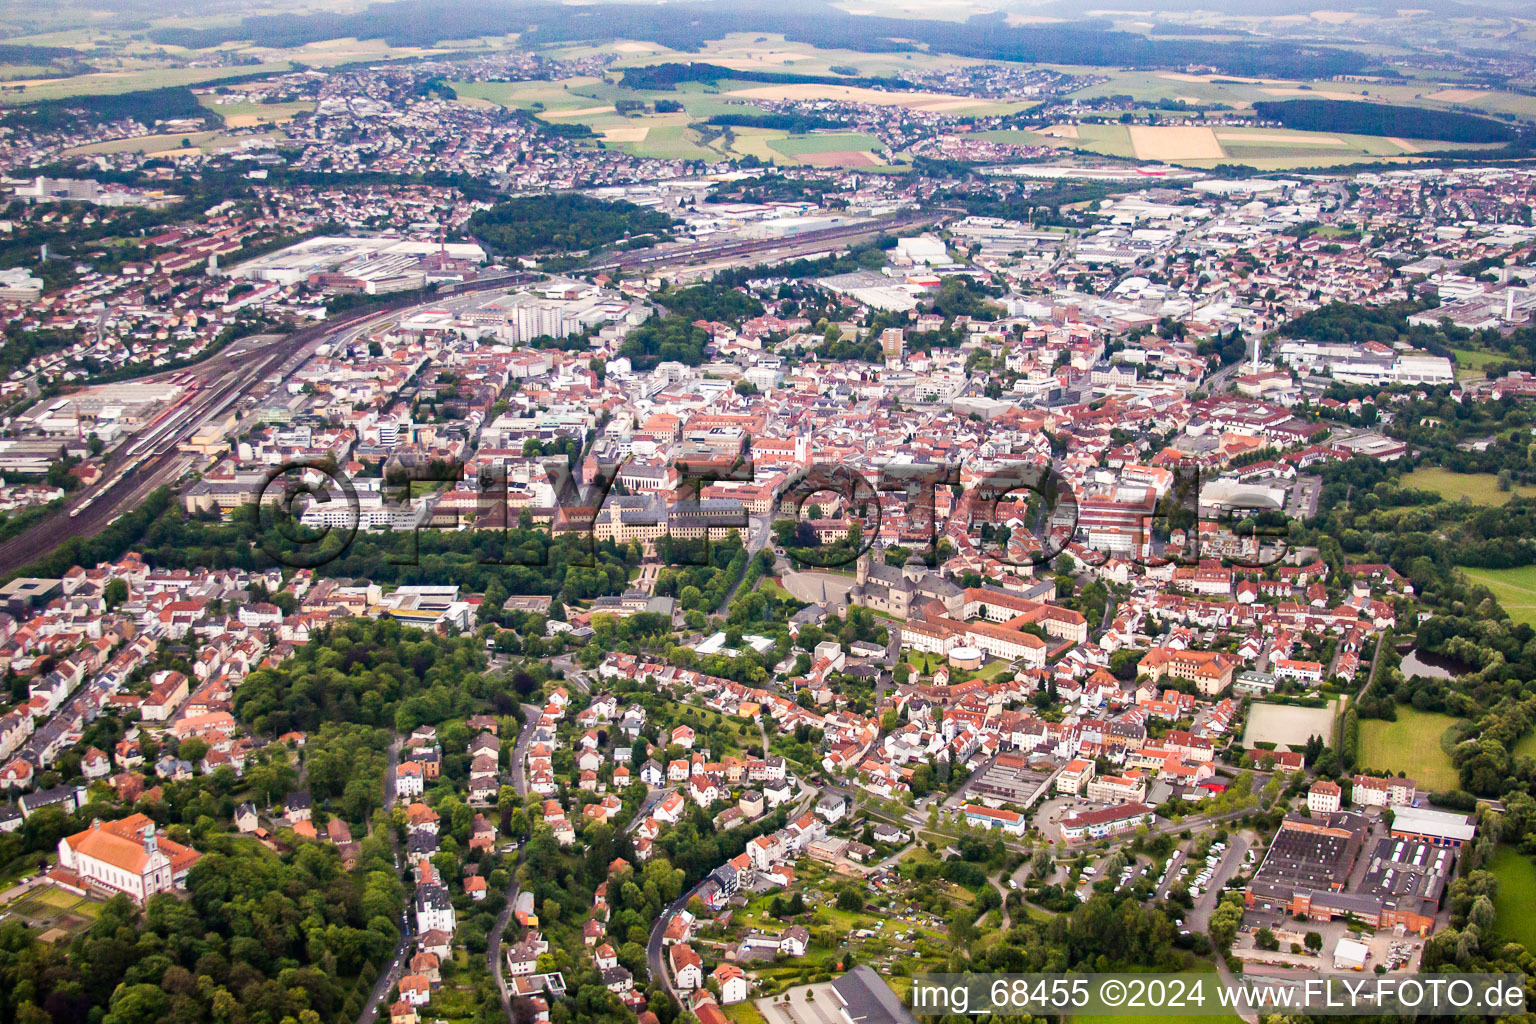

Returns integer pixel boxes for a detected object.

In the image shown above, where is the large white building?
[1352,774,1416,808]
[57,815,200,903]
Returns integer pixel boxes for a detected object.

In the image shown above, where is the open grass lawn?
[1515,727,1536,760]
[1402,467,1536,504]
[32,885,83,909]
[1356,707,1461,792]
[724,1002,769,1024]
[1451,346,1506,379]
[768,131,879,155]
[757,577,794,601]
[904,650,944,675]
[1489,846,1536,950]
[608,122,721,160]
[1459,564,1536,629]
[451,77,606,112]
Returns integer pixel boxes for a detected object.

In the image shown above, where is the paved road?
[356,734,408,1024]
[508,701,541,797]
[711,513,776,614]
[646,784,819,1000]
[488,703,544,1017]
[1186,834,1251,935]
[626,787,673,833]
[647,888,694,1000]
[1155,845,1189,900]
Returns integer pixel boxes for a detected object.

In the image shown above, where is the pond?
[1399,647,1465,681]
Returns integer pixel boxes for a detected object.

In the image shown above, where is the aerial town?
[2,3,1536,1024]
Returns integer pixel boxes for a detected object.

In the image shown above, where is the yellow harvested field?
[1310,10,1361,22]
[1128,125,1224,160]
[144,148,196,158]
[1215,131,1348,145]
[1004,13,1066,23]
[543,105,615,117]
[1427,88,1489,102]
[602,125,651,142]
[613,41,663,52]
[710,50,813,67]
[1039,123,1079,138]
[1389,136,1420,153]
[1260,87,1367,100]
[726,84,982,110]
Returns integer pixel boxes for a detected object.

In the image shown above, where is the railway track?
[0,226,931,576]
[587,213,936,272]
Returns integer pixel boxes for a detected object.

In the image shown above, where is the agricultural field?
[768,131,884,167]
[452,77,610,113]
[1489,846,1536,951]
[63,130,221,156]
[62,129,285,157]
[455,73,905,164]
[197,95,315,126]
[1402,467,1536,505]
[768,131,881,155]
[1059,68,1536,124]
[1,884,106,943]
[0,62,294,105]
[1458,564,1536,629]
[1028,121,1495,168]
[1356,708,1461,792]
[553,32,1004,79]
[724,82,1026,116]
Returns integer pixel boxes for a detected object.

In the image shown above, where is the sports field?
[1459,564,1536,628]
[1490,846,1536,951]
[1242,699,1337,749]
[1402,467,1536,504]
[1356,708,1461,792]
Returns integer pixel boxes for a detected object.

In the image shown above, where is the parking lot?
[757,982,847,1024]
[1236,914,1424,974]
